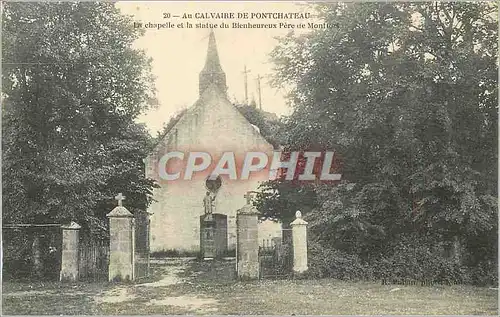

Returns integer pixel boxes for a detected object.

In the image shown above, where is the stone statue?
[203,191,216,216]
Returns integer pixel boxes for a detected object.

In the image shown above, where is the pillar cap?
[290,210,308,226]
[107,206,133,218]
[61,221,81,230]
[237,204,260,215]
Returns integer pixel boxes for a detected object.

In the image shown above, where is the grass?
[3,258,498,315]
[2,280,110,315]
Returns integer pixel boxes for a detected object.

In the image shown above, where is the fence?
[2,224,62,281]
[78,232,109,282]
[258,232,293,279]
[3,212,150,283]
[134,211,151,279]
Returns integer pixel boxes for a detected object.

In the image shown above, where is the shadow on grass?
[2,280,111,315]
[178,258,237,284]
[4,258,497,315]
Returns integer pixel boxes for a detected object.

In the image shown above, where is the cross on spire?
[115,193,126,207]
[200,27,214,41]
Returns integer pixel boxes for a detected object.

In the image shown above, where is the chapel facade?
[145,31,281,253]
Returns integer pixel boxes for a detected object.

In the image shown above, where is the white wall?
[146,87,280,252]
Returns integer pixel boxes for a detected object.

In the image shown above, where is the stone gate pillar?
[291,210,308,274]
[107,193,135,282]
[236,198,259,279]
[60,221,81,281]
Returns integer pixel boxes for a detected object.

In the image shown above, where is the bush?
[308,242,374,280]
[469,260,498,286]
[308,236,497,285]
[373,244,469,285]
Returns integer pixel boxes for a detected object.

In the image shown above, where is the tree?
[2,2,157,235]
[155,108,188,145]
[267,2,497,283]
[235,103,283,149]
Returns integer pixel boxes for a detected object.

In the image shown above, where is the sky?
[116,1,314,135]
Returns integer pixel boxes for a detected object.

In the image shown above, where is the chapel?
[145,30,281,253]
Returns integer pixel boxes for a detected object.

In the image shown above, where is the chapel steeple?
[199,30,227,96]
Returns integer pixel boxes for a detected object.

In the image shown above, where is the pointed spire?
[199,29,227,96]
[202,29,223,73]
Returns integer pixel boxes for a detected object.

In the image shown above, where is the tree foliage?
[2,2,157,235]
[235,103,283,149]
[265,2,497,284]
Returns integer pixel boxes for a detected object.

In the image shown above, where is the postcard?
[2,1,498,315]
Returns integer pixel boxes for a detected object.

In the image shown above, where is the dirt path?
[93,257,220,314]
[3,258,496,315]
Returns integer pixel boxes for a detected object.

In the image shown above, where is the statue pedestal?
[201,215,216,258]
[200,214,227,258]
